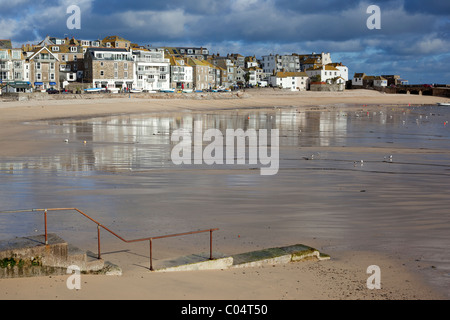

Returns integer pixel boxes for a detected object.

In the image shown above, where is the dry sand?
[0,89,448,300]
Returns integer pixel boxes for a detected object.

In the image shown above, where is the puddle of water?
[1,105,450,296]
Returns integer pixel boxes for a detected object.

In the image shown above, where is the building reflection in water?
[2,108,421,175]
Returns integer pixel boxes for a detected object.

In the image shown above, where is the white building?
[328,63,349,81]
[306,65,345,84]
[133,48,171,92]
[168,55,193,90]
[0,46,32,92]
[268,71,309,91]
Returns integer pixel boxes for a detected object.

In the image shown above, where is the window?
[114,62,118,70]
[50,73,55,80]
[52,46,59,52]
[71,47,77,53]
[36,62,41,70]
[114,71,118,78]
[100,70,104,76]
[124,71,128,78]
[50,63,55,70]
[124,62,128,70]
[100,62,104,67]
[37,73,41,80]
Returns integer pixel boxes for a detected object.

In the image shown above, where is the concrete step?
[154,252,233,272]
[0,234,109,278]
[154,244,330,273]
[231,244,330,269]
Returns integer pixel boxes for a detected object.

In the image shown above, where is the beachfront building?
[234,65,246,87]
[202,59,221,89]
[381,75,409,86]
[0,40,32,93]
[327,63,349,82]
[374,76,388,87]
[186,57,210,90]
[83,47,134,90]
[261,54,301,79]
[24,46,60,91]
[167,54,193,90]
[306,65,345,84]
[352,73,366,87]
[47,41,84,88]
[33,36,103,87]
[210,56,236,88]
[132,47,170,92]
[244,66,264,87]
[268,71,309,91]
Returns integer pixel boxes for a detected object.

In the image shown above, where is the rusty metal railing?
[0,207,219,271]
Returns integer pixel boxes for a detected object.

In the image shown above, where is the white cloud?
[118,9,195,38]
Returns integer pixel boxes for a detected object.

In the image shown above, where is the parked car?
[46,88,59,94]
[423,84,433,88]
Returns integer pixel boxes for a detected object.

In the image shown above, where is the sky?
[1,0,449,84]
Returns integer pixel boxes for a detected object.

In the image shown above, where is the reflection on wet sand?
[0,105,450,296]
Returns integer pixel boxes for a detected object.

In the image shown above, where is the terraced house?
[132,47,170,92]
[186,58,210,90]
[84,47,134,90]
[167,54,193,90]
[261,54,301,78]
[0,40,32,93]
[47,41,84,87]
[24,46,60,91]
[210,55,236,88]
[268,71,309,91]
[35,36,102,87]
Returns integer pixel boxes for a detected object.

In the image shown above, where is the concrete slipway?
[0,234,329,278]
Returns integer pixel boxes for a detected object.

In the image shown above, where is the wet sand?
[0,89,449,300]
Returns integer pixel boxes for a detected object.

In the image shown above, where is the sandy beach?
[0,89,449,301]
